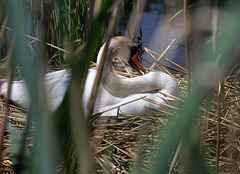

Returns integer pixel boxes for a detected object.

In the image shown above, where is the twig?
[0,49,13,174]
[161,64,179,82]
[169,4,194,21]
[229,152,240,174]
[168,138,183,174]
[86,1,121,119]
[0,24,74,55]
[212,2,220,172]
[132,0,139,41]
[225,65,238,81]
[183,0,191,94]
[144,47,179,81]
[117,58,134,77]
[158,62,186,74]
[158,91,183,102]
[131,0,146,41]
[142,97,178,110]
[0,15,8,39]
[102,139,133,158]
[145,47,186,72]
[94,96,147,116]
[216,81,221,173]
[149,39,176,70]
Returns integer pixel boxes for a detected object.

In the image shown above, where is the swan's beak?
[129,53,146,75]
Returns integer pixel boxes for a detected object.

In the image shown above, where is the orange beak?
[128,52,146,75]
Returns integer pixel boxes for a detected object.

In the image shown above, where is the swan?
[0,36,179,116]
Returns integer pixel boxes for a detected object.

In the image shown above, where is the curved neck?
[102,71,169,98]
[98,43,177,98]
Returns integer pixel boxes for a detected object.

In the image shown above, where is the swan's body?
[0,36,179,116]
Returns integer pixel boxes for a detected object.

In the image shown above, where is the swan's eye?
[129,46,139,58]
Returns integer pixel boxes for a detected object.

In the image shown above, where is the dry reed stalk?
[0,40,14,174]
[216,82,221,173]
[86,1,120,119]
[161,64,179,82]
[168,138,183,174]
[158,91,183,102]
[149,39,176,70]
[114,70,138,77]
[143,49,162,71]
[127,0,146,41]
[226,65,238,80]
[145,48,186,72]
[158,62,186,74]
[183,0,191,94]
[0,16,8,40]
[93,96,147,116]
[115,58,135,78]
[144,46,180,81]
[229,152,240,174]
[131,0,139,41]
[0,24,74,57]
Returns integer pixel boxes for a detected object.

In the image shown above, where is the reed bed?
[0,41,239,173]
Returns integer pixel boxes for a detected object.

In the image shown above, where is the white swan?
[0,36,179,116]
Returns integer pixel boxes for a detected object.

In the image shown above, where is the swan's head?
[97,36,146,75]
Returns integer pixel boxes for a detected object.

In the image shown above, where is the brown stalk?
[86,1,121,120]
[131,0,146,41]
[158,91,183,102]
[216,82,221,173]
[211,2,220,172]
[201,115,240,131]
[145,47,186,72]
[229,152,240,174]
[140,56,154,66]
[161,64,179,82]
[159,62,186,74]
[131,0,139,41]
[0,25,74,56]
[144,47,179,81]
[226,65,238,80]
[142,97,178,110]
[150,39,176,69]
[117,58,134,78]
[149,39,176,70]
[0,16,8,40]
[168,138,183,174]
[102,139,133,159]
[183,0,191,94]
[0,46,13,174]
[93,96,147,116]
[142,49,162,70]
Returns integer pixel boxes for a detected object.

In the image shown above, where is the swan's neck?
[98,42,178,98]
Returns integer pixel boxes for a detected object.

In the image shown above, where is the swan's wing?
[45,70,71,111]
[0,79,29,108]
[0,69,71,111]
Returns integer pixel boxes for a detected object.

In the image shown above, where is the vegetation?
[0,0,239,173]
